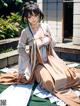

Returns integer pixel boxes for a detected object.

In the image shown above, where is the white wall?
[37,0,63,43]
[37,0,80,44]
[73,0,80,45]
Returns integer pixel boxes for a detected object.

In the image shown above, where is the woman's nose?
[31,16,35,19]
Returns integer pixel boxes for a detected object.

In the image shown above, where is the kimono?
[17,22,80,106]
[17,22,56,80]
[0,22,80,106]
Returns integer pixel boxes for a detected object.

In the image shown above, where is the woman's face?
[27,12,40,25]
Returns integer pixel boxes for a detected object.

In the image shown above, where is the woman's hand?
[17,73,25,83]
[34,30,52,47]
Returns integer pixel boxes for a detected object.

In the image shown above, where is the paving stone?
[0,58,7,68]
[7,55,18,67]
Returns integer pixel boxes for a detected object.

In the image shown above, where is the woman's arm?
[17,28,30,75]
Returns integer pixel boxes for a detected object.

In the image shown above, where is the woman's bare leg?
[34,64,56,93]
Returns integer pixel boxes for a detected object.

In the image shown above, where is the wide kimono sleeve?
[46,23,56,47]
[17,28,31,77]
[46,23,61,59]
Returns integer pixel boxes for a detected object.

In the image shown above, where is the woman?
[0,1,80,106]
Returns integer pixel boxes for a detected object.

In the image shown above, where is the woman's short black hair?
[22,1,44,22]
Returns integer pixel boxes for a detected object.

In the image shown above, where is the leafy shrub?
[0,12,25,39]
[0,0,37,40]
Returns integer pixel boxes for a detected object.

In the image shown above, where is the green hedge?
[0,12,27,40]
[0,0,37,40]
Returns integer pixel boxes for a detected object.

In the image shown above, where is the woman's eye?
[28,14,38,19]
[28,16,31,18]
[34,14,37,16]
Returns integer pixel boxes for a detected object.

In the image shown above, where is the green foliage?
[6,13,21,23]
[0,47,14,53]
[0,0,8,8]
[0,12,23,40]
[0,0,23,8]
[15,0,23,4]
[0,0,36,8]
[0,0,36,39]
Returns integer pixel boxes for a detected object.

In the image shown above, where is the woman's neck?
[30,23,40,32]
